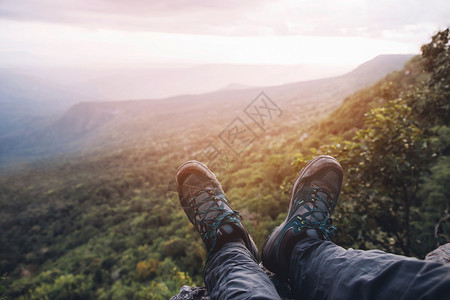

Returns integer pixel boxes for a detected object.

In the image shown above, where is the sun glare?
[0,20,418,67]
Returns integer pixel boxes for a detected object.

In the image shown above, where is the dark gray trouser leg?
[290,238,450,300]
[204,242,281,300]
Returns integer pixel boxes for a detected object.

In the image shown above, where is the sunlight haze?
[0,0,448,67]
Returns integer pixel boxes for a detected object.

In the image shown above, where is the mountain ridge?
[0,54,414,168]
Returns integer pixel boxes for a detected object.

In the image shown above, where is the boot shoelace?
[184,189,242,266]
[289,186,337,240]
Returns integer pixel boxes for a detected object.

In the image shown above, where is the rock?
[425,243,450,264]
[172,243,450,299]
[169,285,209,300]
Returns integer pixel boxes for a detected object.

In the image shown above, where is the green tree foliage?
[140,268,193,300]
[412,156,450,250]
[0,273,8,300]
[409,28,450,126]
[136,259,160,281]
[350,100,435,255]
[28,274,93,300]
[311,99,436,255]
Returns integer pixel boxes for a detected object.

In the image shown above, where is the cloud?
[279,0,449,40]
[0,0,448,40]
[0,0,274,34]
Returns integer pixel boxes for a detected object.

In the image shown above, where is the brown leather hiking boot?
[176,160,258,265]
[262,155,343,277]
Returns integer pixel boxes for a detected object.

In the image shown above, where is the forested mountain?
[0,30,449,300]
[0,54,412,168]
[0,62,351,152]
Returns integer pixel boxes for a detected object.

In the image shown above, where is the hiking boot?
[262,155,343,277]
[176,160,258,265]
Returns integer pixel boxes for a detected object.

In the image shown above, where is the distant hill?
[347,54,416,81]
[0,62,353,152]
[0,54,414,168]
[220,83,255,90]
[0,63,350,131]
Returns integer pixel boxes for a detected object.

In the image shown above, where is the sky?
[0,0,449,67]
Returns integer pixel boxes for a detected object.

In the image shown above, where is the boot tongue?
[215,224,245,250]
[195,191,216,222]
[294,188,328,218]
[316,190,328,200]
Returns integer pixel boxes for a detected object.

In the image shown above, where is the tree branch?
[434,208,450,247]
